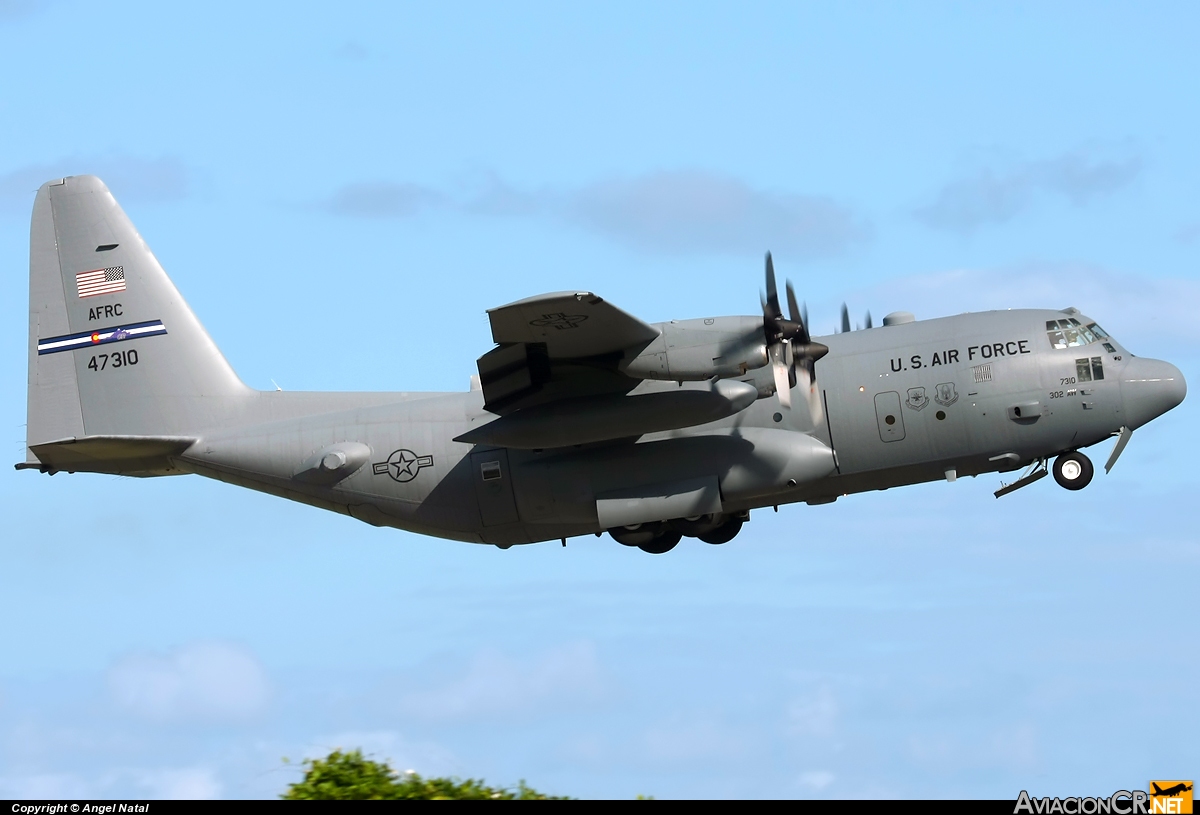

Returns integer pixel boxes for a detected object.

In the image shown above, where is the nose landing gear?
[1053,451,1094,490]
[996,450,1098,498]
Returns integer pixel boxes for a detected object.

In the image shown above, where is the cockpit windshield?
[1046,318,1110,350]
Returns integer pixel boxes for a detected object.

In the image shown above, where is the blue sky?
[1,0,1196,800]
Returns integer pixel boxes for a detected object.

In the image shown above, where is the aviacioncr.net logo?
[1015,784,1193,815]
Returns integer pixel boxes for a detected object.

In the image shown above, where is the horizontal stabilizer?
[19,435,197,476]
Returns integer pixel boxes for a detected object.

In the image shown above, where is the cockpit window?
[1069,318,1098,343]
[1047,320,1083,349]
[1047,319,1106,349]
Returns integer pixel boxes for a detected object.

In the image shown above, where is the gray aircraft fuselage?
[174,308,1181,546]
[20,176,1188,550]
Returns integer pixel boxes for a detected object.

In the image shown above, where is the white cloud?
[322,182,442,217]
[565,171,868,258]
[324,170,869,258]
[797,770,835,791]
[0,0,51,21]
[916,152,1142,233]
[107,641,270,724]
[395,641,606,722]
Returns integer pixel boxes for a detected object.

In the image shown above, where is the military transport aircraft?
[19,176,1187,553]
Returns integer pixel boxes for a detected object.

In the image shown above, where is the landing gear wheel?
[671,514,723,537]
[637,530,682,555]
[1053,452,1094,490]
[697,516,743,545]
[609,523,662,547]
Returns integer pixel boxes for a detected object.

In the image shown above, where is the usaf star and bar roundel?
[373,449,434,483]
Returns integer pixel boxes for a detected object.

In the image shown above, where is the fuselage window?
[1102,342,1116,354]
[1076,357,1104,382]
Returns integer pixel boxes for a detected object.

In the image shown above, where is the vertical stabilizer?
[25,175,252,465]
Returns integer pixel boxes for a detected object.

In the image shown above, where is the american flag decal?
[76,266,126,298]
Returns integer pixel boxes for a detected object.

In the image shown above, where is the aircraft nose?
[1119,357,1187,429]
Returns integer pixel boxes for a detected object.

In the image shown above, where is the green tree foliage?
[281,749,570,800]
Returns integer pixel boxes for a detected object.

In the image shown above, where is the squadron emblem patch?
[934,382,959,407]
[905,386,929,411]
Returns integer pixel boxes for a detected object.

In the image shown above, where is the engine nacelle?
[622,316,768,381]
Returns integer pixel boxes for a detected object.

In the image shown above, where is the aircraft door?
[874,391,906,442]
[470,449,520,526]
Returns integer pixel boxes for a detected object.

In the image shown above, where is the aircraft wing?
[477,291,661,414]
[487,291,660,358]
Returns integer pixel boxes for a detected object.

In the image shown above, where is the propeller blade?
[764,252,781,321]
[865,310,873,329]
[769,342,791,409]
[774,360,792,409]
[796,364,824,428]
[841,303,851,334]
[785,281,810,344]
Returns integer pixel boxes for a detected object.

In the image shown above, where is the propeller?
[762,252,828,422]
[839,304,873,332]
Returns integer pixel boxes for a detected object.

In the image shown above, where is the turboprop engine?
[622,253,829,425]
[622,316,770,381]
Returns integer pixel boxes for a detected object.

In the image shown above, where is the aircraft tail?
[24,175,252,472]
